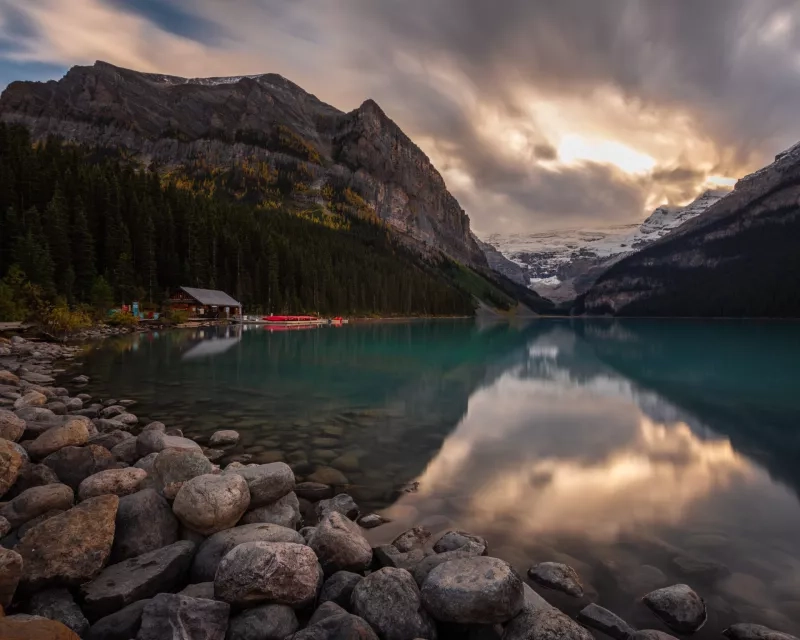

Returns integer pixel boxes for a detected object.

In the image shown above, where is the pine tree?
[71,205,97,302]
[44,186,73,300]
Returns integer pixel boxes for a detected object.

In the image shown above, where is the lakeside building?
[165,287,242,319]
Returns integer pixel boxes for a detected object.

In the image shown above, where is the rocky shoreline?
[0,334,796,640]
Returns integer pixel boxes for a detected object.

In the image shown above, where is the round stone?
[172,473,251,535]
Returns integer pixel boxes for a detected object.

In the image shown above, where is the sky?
[1,0,800,235]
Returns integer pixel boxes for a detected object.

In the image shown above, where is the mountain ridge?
[0,60,486,266]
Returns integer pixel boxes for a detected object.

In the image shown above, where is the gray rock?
[46,401,67,415]
[724,624,800,640]
[43,444,116,490]
[6,461,59,498]
[90,430,134,451]
[21,372,54,384]
[0,515,9,537]
[373,545,429,571]
[291,608,379,640]
[521,583,553,613]
[421,556,523,624]
[16,406,58,423]
[632,632,680,640]
[310,512,372,575]
[100,405,125,419]
[111,488,180,563]
[577,603,636,640]
[192,522,304,583]
[300,526,316,543]
[134,452,158,472]
[319,571,363,610]
[528,562,584,597]
[110,438,139,463]
[153,448,213,498]
[240,491,301,529]
[137,429,201,457]
[173,473,251,535]
[352,567,437,640]
[81,540,196,619]
[28,587,90,637]
[214,541,322,608]
[433,530,487,554]
[0,547,23,609]
[227,604,299,640]
[72,375,90,384]
[137,593,230,640]
[65,397,83,411]
[0,409,25,441]
[295,482,333,501]
[357,514,386,529]
[0,437,24,498]
[392,526,431,553]
[87,599,150,640]
[316,493,359,521]
[503,606,594,640]
[0,483,74,528]
[209,430,240,447]
[224,462,295,508]
[643,584,707,634]
[115,412,139,426]
[78,467,147,500]
[179,582,216,600]
[410,541,486,586]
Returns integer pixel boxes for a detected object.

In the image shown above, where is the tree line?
[0,124,476,320]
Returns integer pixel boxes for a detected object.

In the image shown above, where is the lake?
[75,319,800,636]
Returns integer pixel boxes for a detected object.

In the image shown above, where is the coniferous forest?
[0,124,483,320]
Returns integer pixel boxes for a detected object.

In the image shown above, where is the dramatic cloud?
[1,0,799,233]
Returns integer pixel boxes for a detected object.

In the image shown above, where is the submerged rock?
[643,584,707,634]
[295,481,333,501]
[351,567,437,640]
[528,561,584,597]
[214,541,322,608]
[392,526,431,553]
[136,593,230,640]
[421,556,524,625]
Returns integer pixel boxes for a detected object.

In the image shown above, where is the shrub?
[163,309,190,325]
[41,303,92,338]
[107,310,139,327]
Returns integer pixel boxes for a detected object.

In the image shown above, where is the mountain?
[484,190,728,302]
[0,61,485,266]
[578,144,800,317]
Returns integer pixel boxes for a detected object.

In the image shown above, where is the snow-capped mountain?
[484,189,729,302]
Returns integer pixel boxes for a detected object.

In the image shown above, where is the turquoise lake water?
[76,319,800,635]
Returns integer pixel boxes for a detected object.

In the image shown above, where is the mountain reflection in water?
[79,320,800,636]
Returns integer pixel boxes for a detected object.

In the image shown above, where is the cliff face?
[0,61,485,266]
[579,146,800,317]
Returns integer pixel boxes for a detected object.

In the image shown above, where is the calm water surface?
[76,320,800,635]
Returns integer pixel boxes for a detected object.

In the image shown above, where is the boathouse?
[166,287,242,318]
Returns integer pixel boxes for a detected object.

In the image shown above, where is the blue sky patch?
[105,0,224,44]
[0,61,67,91]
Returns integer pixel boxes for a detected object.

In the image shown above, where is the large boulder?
[528,562,584,597]
[28,418,90,459]
[309,512,372,575]
[0,483,74,528]
[191,523,304,583]
[78,468,147,501]
[421,556,524,624]
[227,604,299,640]
[224,462,295,507]
[28,587,90,637]
[319,571,363,610]
[724,624,800,640]
[136,593,230,640]
[110,488,180,563]
[0,616,81,639]
[81,540,196,619]
[0,410,25,442]
[240,491,301,529]
[16,495,118,591]
[173,473,250,535]
[0,547,23,608]
[86,599,150,640]
[0,437,24,497]
[577,603,637,640]
[214,541,322,608]
[43,444,116,490]
[503,606,595,640]
[643,584,707,634]
[153,448,212,498]
[351,567,437,640]
[410,541,486,586]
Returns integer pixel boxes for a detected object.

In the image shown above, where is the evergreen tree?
[44,186,73,300]
[71,205,97,302]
